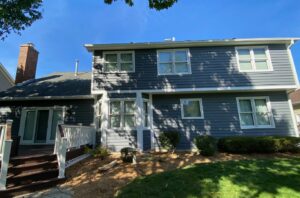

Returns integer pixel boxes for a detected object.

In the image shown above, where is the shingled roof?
[0,72,92,100]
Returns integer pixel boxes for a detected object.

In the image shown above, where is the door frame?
[19,106,65,145]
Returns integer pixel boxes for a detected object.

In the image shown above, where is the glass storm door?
[34,110,49,143]
[21,108,63,144]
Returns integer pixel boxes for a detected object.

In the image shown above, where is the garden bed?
[58,152,300,198]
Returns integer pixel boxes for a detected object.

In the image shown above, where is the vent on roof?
[164,37,176,42]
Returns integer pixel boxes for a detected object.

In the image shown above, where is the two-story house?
[85,38,300,151]
[0,38,299,153]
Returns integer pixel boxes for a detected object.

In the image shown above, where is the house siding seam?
[92,44,295,91]
[152,91,296,150]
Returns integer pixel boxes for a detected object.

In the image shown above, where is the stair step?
[10,154,57,166]
[7,169,58,186]
[9,161,58,176]
[0,178,65,197]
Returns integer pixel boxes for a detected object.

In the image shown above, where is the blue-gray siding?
[152,91,296,150]
[0,99,94,137]
[143,130,151,151]
[106,130,137,151]
[93,44,295,91]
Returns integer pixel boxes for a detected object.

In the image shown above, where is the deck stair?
[0,153,64,197]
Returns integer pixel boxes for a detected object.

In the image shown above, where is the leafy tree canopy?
[104,0,178,10]
[0,0,42,40]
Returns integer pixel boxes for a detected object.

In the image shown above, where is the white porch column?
[101,92,109,147]
[136,91,144,151]
[149,94,155,150]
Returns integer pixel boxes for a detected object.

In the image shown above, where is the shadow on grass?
[116,157,300,198]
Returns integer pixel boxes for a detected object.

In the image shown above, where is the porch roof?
[0,72,93,101]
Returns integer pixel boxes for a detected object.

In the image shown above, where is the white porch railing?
[0,120,13,190]
[54,123,95,178]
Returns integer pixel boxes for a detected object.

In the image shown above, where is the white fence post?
[0,120,13,190]
[58,137,67,179]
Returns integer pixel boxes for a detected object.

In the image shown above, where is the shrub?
[85,146,110,160]
[158,131,180,152]
[120,147,137,163]
[218,136,300,154]
[194,135,217,156]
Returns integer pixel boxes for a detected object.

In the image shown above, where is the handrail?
[54,123,95,178]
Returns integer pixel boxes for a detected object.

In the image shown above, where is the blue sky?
[1,0,300,79]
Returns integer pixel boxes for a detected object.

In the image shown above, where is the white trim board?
[85,38,300,52]
[91,85,297,95]
[0,95,94,101]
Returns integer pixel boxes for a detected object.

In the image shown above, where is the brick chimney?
[15,43,39,84]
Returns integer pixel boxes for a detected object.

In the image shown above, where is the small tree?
[159,131,180,152]
[104,0,178,10]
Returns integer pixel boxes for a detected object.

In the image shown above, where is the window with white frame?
[143,100,149,127]
[157,49,191,75]
[109,100,136,128]
[180,99,203,119]
[237,97,274,128]
[236,47,272,71]
[103,51,134,72]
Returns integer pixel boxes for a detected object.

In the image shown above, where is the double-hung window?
[237,97,274,129]
[103,51,134,72]
[157,49,191,75]
[109,100,136,129]
[236,46,272,72]
[180,99,204,119]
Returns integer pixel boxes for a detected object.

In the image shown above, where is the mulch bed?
[59,152,299,198]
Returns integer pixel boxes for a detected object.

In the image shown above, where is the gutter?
[286,39,300,88]
[0,95,94,101]
[85,37,300,52]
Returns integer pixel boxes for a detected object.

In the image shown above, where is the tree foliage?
[104,0,178,10]
[0,0,42,40]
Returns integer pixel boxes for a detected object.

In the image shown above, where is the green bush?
[194,135,217,156]
[159,131,180,152]
[85,146,110,160]
[120,147,137,163]
[218,136,300,154]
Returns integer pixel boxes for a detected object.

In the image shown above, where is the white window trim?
[102,51,135,73]
[19,106,64,145]
[180,98,204,119]
[143,99,151,129]
[236,96,275,129]
[235,46,273,72]
[157,49,192,76]
[108,99,136,130]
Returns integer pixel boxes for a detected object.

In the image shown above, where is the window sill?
[182,117,204,120]
[158,72,192,76]
[241,125,275,129]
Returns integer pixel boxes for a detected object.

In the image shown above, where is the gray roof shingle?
[0,72,91,98]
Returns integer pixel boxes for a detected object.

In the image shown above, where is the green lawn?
[116,157,300,198]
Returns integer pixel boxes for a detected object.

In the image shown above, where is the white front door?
[20,108,63,145]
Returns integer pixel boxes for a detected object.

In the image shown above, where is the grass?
[116,157,300,198]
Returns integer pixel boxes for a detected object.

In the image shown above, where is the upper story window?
[236,46,273,72]
[237,97,274,129]
[103,51,135,73]
[157,49,191,75]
